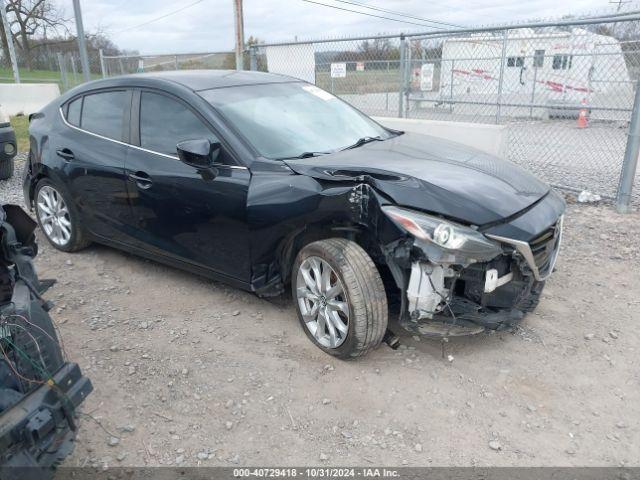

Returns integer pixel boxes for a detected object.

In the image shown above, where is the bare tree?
[358,38,397,60]
[0,0,69,70]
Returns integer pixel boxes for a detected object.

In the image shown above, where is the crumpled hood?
[284,132,550,225]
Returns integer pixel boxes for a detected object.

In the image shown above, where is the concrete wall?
[0,83,60,116]
[373,116,508,158]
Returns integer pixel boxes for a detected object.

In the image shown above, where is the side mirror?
[177,139,221,168]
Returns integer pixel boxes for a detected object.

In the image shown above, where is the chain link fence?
[251,14,640,204]
[0,40,103,91]
[100,51,236,77]
[405,28,637,204]
[7,8,638,206]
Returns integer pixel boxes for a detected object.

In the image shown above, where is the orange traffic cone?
[577,98,589,129]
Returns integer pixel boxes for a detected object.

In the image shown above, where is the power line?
[331,0,464,29]
[300,0,447,29]
[115,0,206,33]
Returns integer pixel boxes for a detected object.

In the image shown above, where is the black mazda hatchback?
[23,70,564,358]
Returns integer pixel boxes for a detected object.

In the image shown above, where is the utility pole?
[72,0,91,82]
[0,0,19,83]
[232,0,244,70]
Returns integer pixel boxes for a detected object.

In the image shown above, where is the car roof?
[85,70,297,92]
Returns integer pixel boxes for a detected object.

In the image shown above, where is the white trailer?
[414,28,633,121]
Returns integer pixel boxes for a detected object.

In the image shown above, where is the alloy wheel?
[296,256,350,348]
[37,185,72,247]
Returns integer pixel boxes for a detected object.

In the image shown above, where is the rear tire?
[34,179,91,252]
[0,158,13,180]
[292,238,388,359]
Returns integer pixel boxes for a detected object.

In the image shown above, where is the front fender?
[246,163,406,295]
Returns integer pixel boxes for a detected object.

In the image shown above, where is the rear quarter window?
[66,97,82,126]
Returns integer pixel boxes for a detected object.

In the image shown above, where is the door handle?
[56,148,74,161]
[128,171,153,189]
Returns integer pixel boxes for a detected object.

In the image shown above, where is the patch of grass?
[316,69,403,95]
[0,66,101,91]
[0,66,61,83]
[10,115,29,152]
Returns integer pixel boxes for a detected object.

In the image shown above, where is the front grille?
[486,216,564,282]
[529,220,562,278]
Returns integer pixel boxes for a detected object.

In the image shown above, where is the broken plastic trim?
[486,215,563,282]
[406,261,455,320]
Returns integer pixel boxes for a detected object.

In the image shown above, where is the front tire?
[34,179,90,252]
[292,238,388,359]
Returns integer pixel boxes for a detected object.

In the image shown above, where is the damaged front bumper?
[388,196,565,336]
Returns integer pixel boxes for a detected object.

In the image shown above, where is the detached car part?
[0,204,92,480]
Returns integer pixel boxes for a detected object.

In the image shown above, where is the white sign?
[420,63,434,91]
[331,63,347,78]
[356,62,365,72]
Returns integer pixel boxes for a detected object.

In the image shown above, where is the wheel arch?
[26,164,64,208]
[278,220,385,287]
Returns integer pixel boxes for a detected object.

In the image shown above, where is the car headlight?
[382,205,503,263]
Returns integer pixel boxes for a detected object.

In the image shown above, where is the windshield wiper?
[277,151,333,160]
[277,136,385,160]
[342,136,384,151]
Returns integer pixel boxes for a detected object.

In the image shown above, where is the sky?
[57,0,625,54]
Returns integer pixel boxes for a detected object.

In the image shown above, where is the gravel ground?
[2,157,639,468]
[0,153,27,205]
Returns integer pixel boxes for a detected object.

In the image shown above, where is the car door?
[58,89,133,243]
[123,89,252,283]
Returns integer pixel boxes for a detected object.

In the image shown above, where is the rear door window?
[139,91,215,156]
[80,90,128,141]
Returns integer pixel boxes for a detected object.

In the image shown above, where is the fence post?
[72,0,91,83]
[70,55,78,86]
[385,60,389,112]
[99,49,106,78]
[57,52,68,92]
[495,29,508,124]
[449,58,455,113]
[404,39,412,118]
[0,0,19,83]
[174,55,179,70]
[398,34,406,118]
[616,78,640,213]
[249,45,257,71]
[530,63,538,118]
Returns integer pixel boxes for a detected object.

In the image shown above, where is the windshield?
[199,82,395,159]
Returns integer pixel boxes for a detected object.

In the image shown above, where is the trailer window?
[507,56,524,67]
[552,54,573,70]
[534,50,545,68]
